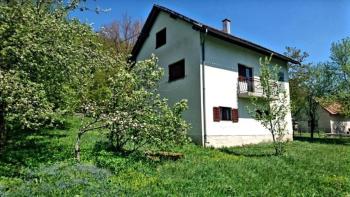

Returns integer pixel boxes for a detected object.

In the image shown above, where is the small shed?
[320,102,350,134]
[298,102,350,134]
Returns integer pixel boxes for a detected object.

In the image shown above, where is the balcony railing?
[238,77,263,97]
[238,77,282,98]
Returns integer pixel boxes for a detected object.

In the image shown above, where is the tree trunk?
[310,117,315,139]
[75,132,82,162]
[0,101,6,152]
[269,120,279,155]
[308,96,315,140]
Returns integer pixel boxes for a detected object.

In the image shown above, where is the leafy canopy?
[75,55,190,160]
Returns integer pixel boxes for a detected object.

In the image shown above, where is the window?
[213,107,239,122]
[169,59,185,82]
[220,107,232,121]
[238,64,253,79]
[278,71,285,81]
[156,28,166,48]
[238,64,254,92]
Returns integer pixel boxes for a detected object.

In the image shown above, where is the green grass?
[1,117,350,196]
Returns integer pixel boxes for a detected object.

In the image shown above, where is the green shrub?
[75,56,190,160]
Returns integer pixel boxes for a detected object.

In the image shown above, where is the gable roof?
[320,102,342,115]
[131,5,300,64]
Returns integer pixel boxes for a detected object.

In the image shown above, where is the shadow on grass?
[92,141,184,174]
[294,136,350,145]
[0,128,69,177]
[219,146,276,158]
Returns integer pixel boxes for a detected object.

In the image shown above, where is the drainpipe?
[200,27,208,147]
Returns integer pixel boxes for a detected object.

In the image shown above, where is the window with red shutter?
[213,107,221,122]
[232,108,239,122]
[220,107,232,121]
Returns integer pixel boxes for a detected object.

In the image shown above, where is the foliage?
[2,3,71,108]
[1,117,350,196]
[286,37,350,136]
[330,37,350,88]
[248,55,289,155]
[1,0,188,159]
[284,47,310,120]
[0,0,118,110]
[0,70,53,131]
[306,64,337,136]
[285,47,336,138]
[284,47,310,80]
[0,1,116,149]
[75,56,190,160]
[329,37,350,117]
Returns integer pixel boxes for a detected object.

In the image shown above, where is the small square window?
[156,28,166,48]
[220,107,232,121]
[169,59,185,82]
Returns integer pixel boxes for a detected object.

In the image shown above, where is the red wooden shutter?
[232,108,239,122]
[213,107,221,122]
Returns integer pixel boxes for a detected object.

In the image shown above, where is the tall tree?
[0,1,111,151]
[331,37,350,88]
[285,47,336,138]
[284,47,310,121]
[99,14,143,54]
[305,64,336,138]
[329,37,350,117]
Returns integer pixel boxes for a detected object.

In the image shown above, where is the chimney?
[222,18,231,34]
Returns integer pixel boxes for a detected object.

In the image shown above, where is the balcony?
[237,77,283,98]
[237,77,264,98]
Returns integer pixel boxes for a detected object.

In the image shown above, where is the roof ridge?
[131,4,299,64]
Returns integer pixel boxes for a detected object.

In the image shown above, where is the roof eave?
[201,26,299,64]
[131,5,300,65]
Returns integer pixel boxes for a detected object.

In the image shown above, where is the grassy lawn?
[1,117,350,196]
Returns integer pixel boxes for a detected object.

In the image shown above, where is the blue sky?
[70,0,350,63]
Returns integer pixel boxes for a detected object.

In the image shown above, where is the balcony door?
[238,64,253,92]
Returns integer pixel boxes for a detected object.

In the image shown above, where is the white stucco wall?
[330,116,350,134]
[203,36,293,147]
[135,12,203,144]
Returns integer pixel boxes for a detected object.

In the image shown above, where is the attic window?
[169,59,185,82]
[156,28,166,48]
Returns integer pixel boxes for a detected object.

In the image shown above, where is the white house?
[131,5,298,147]
[299,102,350,135]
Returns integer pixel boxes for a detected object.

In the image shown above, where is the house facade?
[132,5,298,147]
